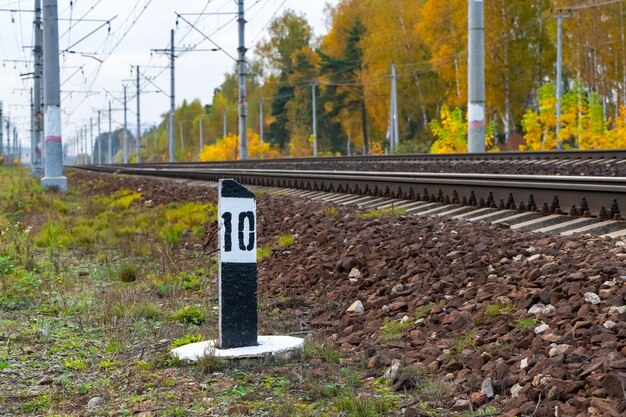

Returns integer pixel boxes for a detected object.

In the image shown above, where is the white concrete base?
[171,335,304,362]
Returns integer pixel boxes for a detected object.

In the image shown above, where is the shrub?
[118,263,138,283]
[173,306,205,325]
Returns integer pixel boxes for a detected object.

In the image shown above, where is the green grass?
[277,234,295,247]
[171,334,204,349]
[484,302,516,317]
[379,318,413,343]
[172,306,205,325]
[304,341,342,364]
[515,317,538,331]
[257,245,272,260]
[354,206,406,220]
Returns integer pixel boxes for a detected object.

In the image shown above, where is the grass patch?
[257,245,272,260]
[304,341,341,364]
[118,263,139,283]
[172,306,205,325]
[379,318,413,343]
[515,317,538,331]
[277,234,295,248]
[323,206,339,217]
[484,302,516,317]
[354,206,406,220]
[171,334,204,349]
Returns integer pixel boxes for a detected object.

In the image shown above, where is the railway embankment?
[1,167,625,416]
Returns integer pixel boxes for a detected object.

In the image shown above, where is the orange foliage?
[198,130,280,161]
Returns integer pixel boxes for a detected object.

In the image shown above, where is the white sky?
[0,0,338,149]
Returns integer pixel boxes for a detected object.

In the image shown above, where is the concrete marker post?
[171,179,303,362]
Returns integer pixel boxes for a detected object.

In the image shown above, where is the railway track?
[77,160,626,239]
[107,149,626,177]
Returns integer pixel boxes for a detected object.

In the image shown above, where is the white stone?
[414,318,425,325]
[543,304,556,316]
[347,300,364,314]
[348,267,361,279]
[609,305,626,315]
[487,274,497,280]
[528,303,546,315]
[511,384,523,398]
[584,292,601,305]
[604,320,617,330]
[384,359,401,380]
[171,335,304,362]
[481,378,494,398]
[527,254,541,262]
[487,265,495,273]
[400,315,410,324]
[499,257,509,264]
[391,283,404,295]
[548,344,570,357]
[534,323,549,334]
[513,255,523,262]
[87,397,104,409]
[381,305,390,314]
[520,358,529,370]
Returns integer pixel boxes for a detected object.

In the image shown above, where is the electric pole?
[136,65,141,163]
[32,0,43,177]
[259,100,263,143]
[199,114,203,152]
[390,63,399,151]
[468,0,486,154]
[555,13,568,150]
[170,29,175,162]
[0,101,3,156]
[311,83,318,157]
[108,100,112,164]
[123,85,128,163]
[97,110,101,164]
[238,0,248,160]
[41,0,67,191]
[90,117,93,163]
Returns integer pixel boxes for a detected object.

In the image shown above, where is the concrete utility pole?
[259,100,263,143]
[390,63,399,151]
[467,0,486,154]
[108,100,112,164]
[223,111,227,138]
[0,101,3,156]
[238,0,248,160]
[97,110,101,164]
[555,13,569,151]
[311,83,318,157]
[41,0,67,190]
[179,122,184,151]
[123,85,128,163]
[136,65,141,163]
[199,114,203,152]
[89,117,93,163]
[169,29,175,162]
[32,0,43,176]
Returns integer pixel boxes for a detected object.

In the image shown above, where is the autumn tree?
[257,10,313,150]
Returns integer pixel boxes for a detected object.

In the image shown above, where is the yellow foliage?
[198,130,280,161]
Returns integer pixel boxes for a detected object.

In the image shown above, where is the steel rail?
[104,149,626,168]
[77,165,626,219]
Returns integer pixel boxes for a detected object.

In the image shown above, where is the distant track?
[105,149,626,177]
[77,162,626,221]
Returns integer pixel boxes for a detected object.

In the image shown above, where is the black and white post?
[218,179,257,349]
[170,179,303,362]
